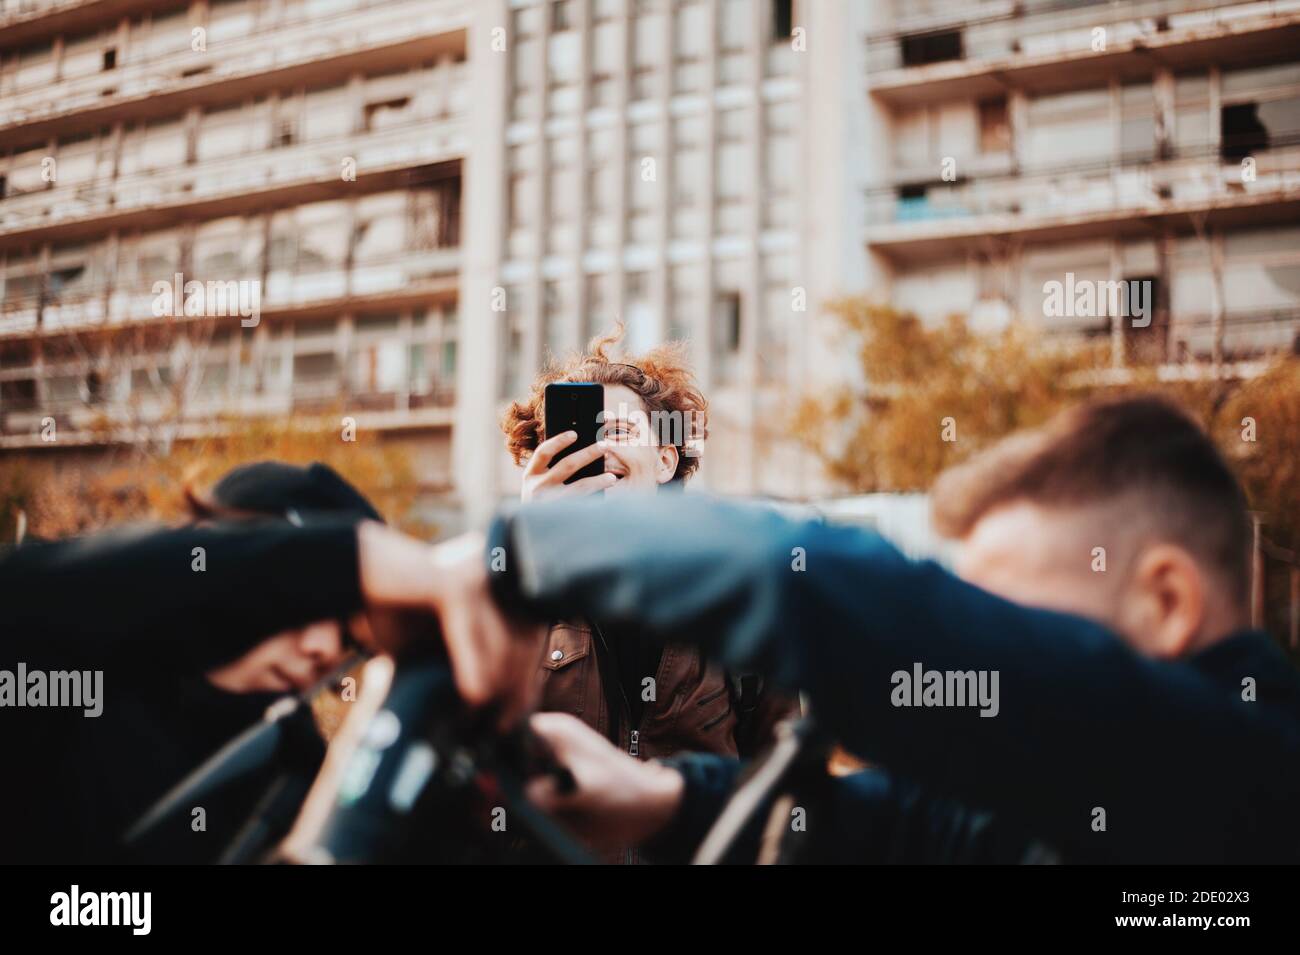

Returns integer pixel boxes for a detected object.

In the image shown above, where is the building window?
[59,31,100,80]
[551,0,576,33]
[716,290,741,352]
[273,118,296,148]
[543,280,577,359]
[900,30,963,68]
[669,266,703,342]
[1221,103,1269,161]
[501,285,528,399]
[978,97,1010,154]
[293,352,339,397]
[772,0,793,42]
[0,379,37,411]
[1120,83,1156,162]
[364,96,411,132]
[585,273,615,344]
[624,272,654,353]
[1122,275,1159,330]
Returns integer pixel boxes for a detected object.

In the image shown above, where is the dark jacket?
[650,628,1300,863]
[490,495,1300,864]
[536,619,797,865]
[538,620,797,761]
[0,520,363,863]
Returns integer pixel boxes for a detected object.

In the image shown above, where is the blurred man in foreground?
[429,395,1300,862]
[0,464,536,863]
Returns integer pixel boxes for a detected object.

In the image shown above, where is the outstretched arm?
[1,519,448,674]
[491,494,1300,861]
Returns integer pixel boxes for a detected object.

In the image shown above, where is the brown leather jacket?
[537,620,799,762]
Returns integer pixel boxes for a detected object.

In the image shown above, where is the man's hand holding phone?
[521,431,618,501]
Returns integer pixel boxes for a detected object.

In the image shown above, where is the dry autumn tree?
[792,297,1299,645]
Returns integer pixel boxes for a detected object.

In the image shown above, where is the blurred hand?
[521,431,618,502]
[355,522,546,728]
[525,712,684,850]
[426,531,547,729]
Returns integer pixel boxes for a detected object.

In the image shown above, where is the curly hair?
[501,325,709,483]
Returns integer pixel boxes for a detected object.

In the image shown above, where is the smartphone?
[544,382,605,485]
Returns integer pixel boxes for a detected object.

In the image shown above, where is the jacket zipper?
[591,620,642,757]
[591,620,662,866]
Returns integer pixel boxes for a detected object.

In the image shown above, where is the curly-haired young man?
[501,328,797,785]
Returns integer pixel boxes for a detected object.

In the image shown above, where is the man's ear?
[655,444,680,485]
[1121,544,1206,658]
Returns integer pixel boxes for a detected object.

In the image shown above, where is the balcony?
[0,385,457,448]
[866,0,1300,106]
[0,114,468,248]
[0,0,467,142]
[865,140,1300,262]
[1171,304,1300,359]
[0,285,460,445]
[0,245,461,339]
[0,0,162,46]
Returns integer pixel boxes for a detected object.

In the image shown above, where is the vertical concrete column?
[610,0,631,331]
[51,34,64,82]
[1007,89,1029,172]
[569,0,593,352]
[337,313,354,401]
[648,0,672,346]
[1154,68,1174,159]
[741,2,763,492]
[525,0,550,374]
[396,311,412,413]
[453,0,510,527]
[696,0,718,393]
[1208,66,1222,156]
[1109,238,1123,367]
[799,0,876,496]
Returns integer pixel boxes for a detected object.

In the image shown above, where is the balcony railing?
[0,381,457,440]
[0,114,467,239]
[0,0,92,23]
[865,0,1295,75]
[0,0,467,133]
[1171,305,1300,358]
[0,245,461,337]
[865,137,1300,233]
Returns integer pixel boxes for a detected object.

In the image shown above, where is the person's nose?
[297,620,344,662]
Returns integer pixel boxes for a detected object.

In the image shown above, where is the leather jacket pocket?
[538,625,593,718]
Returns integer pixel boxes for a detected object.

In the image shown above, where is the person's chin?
[603,477,654,496]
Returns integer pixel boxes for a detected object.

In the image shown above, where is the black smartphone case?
[544,382,605,484]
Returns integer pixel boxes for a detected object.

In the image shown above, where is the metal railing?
[864,0,1293,74]
[0,0,466,131]
[0,245,461,337]
[0,113,468,238]
[865,136,1300,227]
[0,0,99,25]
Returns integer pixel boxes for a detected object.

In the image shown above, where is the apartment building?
[453,0,868,524]
[10,0,1292,530]
[0,0,870,529]
[861,0,1300,368]
[0,0,470,523]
